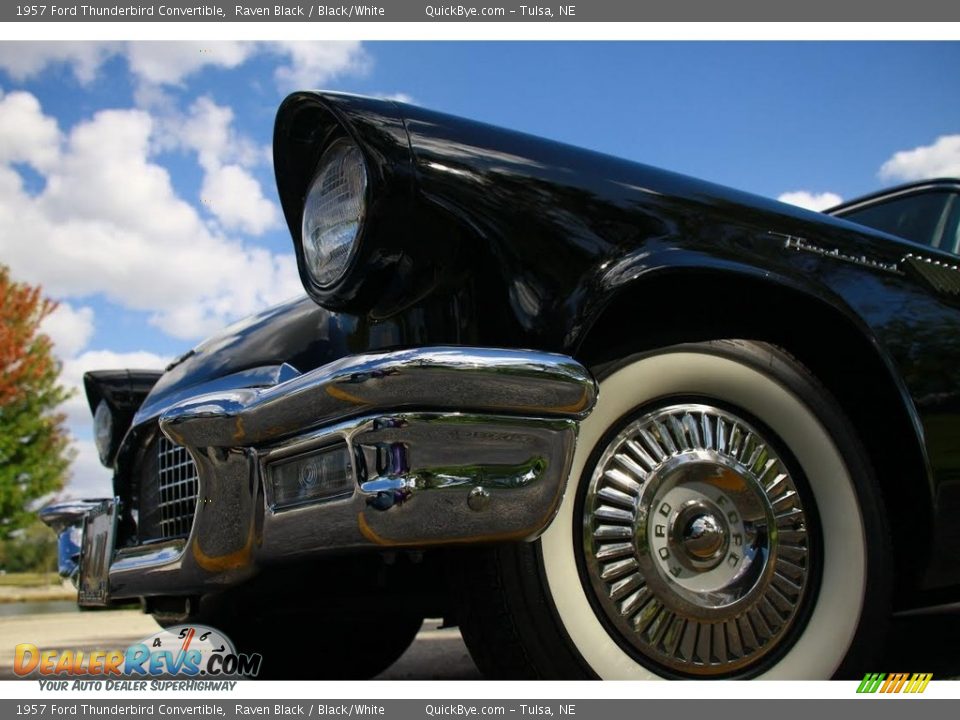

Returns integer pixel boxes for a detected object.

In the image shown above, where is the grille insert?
[156,436,198,539]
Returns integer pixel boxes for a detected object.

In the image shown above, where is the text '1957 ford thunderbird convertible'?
[41,91,960,680]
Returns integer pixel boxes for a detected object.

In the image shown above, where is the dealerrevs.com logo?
[14,624,262,681]
[857,673,933,694]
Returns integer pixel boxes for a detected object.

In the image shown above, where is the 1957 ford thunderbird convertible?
[41,91,960,680]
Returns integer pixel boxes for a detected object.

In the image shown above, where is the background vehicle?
[43,92,960,680]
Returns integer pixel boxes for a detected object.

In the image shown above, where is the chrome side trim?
[828,180,960,217]
[903,253,960,295]
[159,347,596,448]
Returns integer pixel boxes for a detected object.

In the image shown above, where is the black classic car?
[41,92,960,680]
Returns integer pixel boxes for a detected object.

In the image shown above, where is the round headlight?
[93,399,113,464]
[301,138,368,287]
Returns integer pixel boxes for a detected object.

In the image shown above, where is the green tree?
[0,519,58,573]
[0,264,72,536]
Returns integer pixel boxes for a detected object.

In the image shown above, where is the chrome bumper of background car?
[45,347,597,601]
[38,500,103,582]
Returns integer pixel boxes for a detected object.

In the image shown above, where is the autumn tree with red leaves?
[0,264,71,535]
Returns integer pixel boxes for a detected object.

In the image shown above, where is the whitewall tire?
[456,341,890,679]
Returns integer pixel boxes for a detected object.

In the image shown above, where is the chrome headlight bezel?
[300,137,369,289]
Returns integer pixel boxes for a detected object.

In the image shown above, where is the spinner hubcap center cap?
[679,511,725,561]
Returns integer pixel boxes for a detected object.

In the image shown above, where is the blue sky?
[0,41,958,497]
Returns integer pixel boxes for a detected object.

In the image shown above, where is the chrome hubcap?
[581,404,812,676]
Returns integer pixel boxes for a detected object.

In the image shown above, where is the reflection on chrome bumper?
[38,500,104,583]
[50,347,598,601]
[159,346,595,448]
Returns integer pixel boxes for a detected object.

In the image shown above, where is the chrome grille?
[156,436,198,539]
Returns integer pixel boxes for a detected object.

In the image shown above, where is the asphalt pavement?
[1,607,957,680]
[0,611,481,681]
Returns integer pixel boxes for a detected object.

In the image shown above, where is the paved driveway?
[1,607,956,680]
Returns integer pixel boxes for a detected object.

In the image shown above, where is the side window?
[837,191,955,251]
[941,196,960,255]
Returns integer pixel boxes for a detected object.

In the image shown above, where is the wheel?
[456,340,891,679]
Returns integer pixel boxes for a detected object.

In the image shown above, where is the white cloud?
[777,190,843,212]
[201,164,278,235]
[0,41,370,92]
[158,96,278,235]
[0,42,119,84]
[0,90,61,171]
[65,438,112,500]
[175,96,238,169]
[0,91,302,341]
[40,303,95,360]
[0,41,251,87]
[179,96,267,171]
[879,135,960,182]
[125,42,254,86]
[61,349,169,390]
[271,41,371,91]
[130,80,178,112]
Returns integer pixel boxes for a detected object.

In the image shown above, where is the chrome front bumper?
[43,347,597,602]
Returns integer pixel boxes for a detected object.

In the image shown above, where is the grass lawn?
[0,571,60,588]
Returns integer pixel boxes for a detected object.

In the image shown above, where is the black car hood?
[135,295,356,425]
